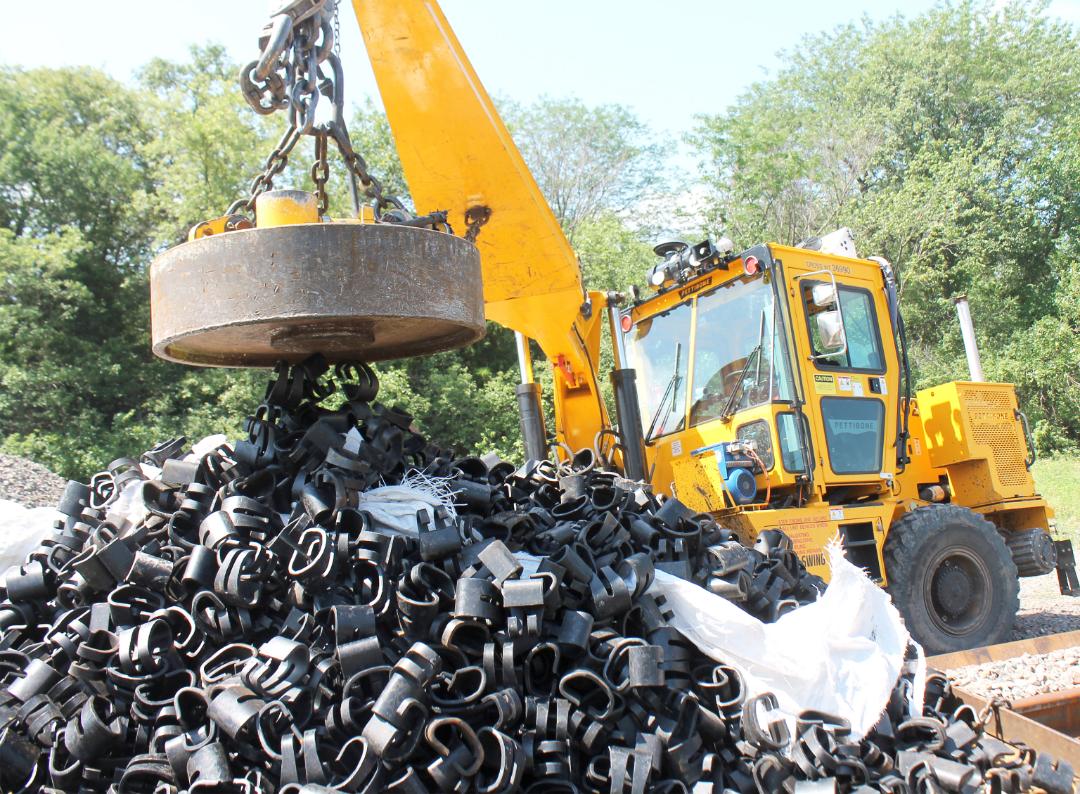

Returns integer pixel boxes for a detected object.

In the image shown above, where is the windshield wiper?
[645,342,682,442]
[719,310,768,421]
[718,346,761,421]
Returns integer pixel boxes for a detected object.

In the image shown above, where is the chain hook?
[230,0,409,223]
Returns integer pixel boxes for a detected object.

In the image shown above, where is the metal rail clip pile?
[0,356,1073,793]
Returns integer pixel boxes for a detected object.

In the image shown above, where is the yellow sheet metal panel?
[916,381,1036,505]
[973,500,1053,533]
[649,403,805,505]
[776,245,900,491]
[351,0,608,451]
[670,454,728,514]
[724,503,895,585]
[351,0,581,315]
[893,402,946,499]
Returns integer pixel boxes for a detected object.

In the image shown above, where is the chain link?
[333,0,341,57]
[227,124,303,216]
[310,130,330,216]
[977,695,1011,737]
[234,0,408,222]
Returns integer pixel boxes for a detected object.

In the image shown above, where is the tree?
[0,53,274,477]
[688,0,1080,450]
[502,96,668,239]
[138,45,281,245]
[0,47,671,476]
[0,66,168,475]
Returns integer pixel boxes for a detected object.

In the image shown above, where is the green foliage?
[573,212,654,293]
[1032,456,1080,538]
[0,49,692,479]
[0,67,171,477]
[566,212,655,415]
[0,67,151,255]
[348,98,411,202]
[138,45,279,244]
[0,57,273,478]
[501,96,668,240]
[689,0,1080,451]
[378,352,525,463]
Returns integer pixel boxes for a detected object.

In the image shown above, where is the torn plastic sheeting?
[355,472,459,535]
[0,499,56,572]
[516,541,916,741]
[651,542,920,740]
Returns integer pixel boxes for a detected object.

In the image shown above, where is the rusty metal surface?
[952,685,1080,775]
[1013,687,1080,739]
[150,222,485,367]
[930,632,1080,769]
[926,629,1080,671]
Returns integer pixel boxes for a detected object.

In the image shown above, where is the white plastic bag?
[517,541,914,740]
[0,499,57,572]
[650,542,913,739]
[355,472,459,535]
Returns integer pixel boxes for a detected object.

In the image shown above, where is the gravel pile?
[948,646,1080,702]
[0,453,66,508]
[1014,572,1080,639]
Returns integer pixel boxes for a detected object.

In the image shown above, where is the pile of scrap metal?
[0,357,1073,793]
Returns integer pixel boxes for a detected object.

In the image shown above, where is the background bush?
[3,2,1079,478]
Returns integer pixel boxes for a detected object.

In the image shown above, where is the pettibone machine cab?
[610,231,1078,653]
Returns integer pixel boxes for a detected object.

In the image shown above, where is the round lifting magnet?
[150,222,485,367]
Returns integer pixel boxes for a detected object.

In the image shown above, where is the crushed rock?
[1013,572,1080,640]
[0,453,66,509]
[949,645,1080,702]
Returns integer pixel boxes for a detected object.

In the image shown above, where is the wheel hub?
[932,562,974,617]
[924,547,992,636]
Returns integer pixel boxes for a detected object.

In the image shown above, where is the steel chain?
[311,130,331,216]
[333,0,341,57]
[234,0,408,222]
[227,124,303,216]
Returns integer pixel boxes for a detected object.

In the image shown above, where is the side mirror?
[796,269,850,361]
[815,310,847,354]
[811,283,838,308]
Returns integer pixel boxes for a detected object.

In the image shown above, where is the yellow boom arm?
[351,0,609,452]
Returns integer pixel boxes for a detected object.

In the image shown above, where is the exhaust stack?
[954,295,985,382]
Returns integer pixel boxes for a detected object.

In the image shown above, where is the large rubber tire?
[883,504,1019,655]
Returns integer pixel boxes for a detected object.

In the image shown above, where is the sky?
[2,1,1079,156]
[5,1,1075,131]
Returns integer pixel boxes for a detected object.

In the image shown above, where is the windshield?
[690,275,794,425]
[625,303,691,439]
[625,274,797,440]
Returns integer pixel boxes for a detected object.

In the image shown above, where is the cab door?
[779,247,900,490]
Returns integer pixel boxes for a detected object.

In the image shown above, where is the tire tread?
[883,504,1019,653]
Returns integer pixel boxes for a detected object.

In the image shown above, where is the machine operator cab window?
[626,303,692,440]
[626,266,806,474]
[802,282,885,371]
[800,278,887,475]
[690,275,796,426]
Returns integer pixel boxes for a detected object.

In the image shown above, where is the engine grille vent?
[961,385,1029,488]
